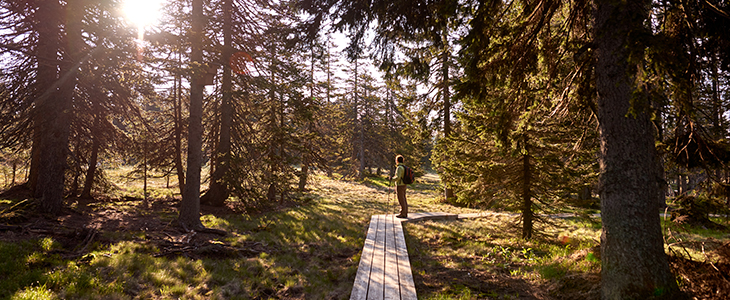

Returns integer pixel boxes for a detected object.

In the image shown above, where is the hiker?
[392,155,408,218]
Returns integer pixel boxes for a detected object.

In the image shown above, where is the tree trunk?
[35,0,81,215]
[11,161,16,185]
[441,30,454,201]
[201,0,232,207]
[594,0,681,298]
[30,0,60,196]
[174,63,185,196]
[81,117,101,199]
[179,0,204,230]
[299,45,317,192]
[69,140,81,196]
[355,58,365,180]
[267,42,279,203]
[143,140,148,205]
[521,143,532,240]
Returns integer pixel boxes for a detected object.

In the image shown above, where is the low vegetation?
[1,172,728,299]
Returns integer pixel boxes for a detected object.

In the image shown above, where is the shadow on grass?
[404,218,602,300]
[0,175,402,299]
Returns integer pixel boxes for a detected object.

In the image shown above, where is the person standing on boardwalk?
[392,155,408,218]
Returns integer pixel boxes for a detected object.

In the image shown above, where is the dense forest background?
[1,0,729,298]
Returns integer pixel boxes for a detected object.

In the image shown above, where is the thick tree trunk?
[179,0,204,230]
[594,0,681,298]
[34,0,81,215]
[30,0,60,196]
[201,0,232,207]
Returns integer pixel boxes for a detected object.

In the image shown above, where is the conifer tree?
[201,0,234,206]
[179,0,205,230]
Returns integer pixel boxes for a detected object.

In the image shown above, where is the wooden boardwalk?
[350,212,488,300]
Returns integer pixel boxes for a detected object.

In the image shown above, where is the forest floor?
[1,172,729,299]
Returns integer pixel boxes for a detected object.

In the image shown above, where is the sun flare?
[123,0,164,30]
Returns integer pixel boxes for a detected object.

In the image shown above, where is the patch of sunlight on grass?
[10,284,56,300]
[201,214,231,229]
[89,241,212,298]
[40,237,60,252]
[424,285,478,300]
[160,284,188,298]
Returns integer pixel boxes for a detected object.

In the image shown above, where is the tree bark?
[355,57,365,180]
[30,0,61,196]
[594,0,681,298]
[81,115,101,199]
[34,0,81,215]
[201,0,232,207]
[521,142,532,240]
[174,62,185,196]
[179,0,204,230]
[441,30,454,201]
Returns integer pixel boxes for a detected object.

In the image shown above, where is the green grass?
[404,213,604,299]
[0,172,472,299]
[661,216,730,262]
[1,170,728,299]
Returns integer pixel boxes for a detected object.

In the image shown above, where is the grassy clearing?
[0,172,483,300]
[1,171,728,299]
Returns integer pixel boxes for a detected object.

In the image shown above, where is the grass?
[662,216,730,262]
[0,170,728,299]
[404,214,604,299]
[0,172,469,299]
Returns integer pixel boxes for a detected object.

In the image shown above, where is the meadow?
[0,169,728,299]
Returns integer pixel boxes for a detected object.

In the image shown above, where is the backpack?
[402,165,415,184]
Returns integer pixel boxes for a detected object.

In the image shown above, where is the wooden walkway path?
[350,212,489,300]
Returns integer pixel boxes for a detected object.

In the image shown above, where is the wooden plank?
[383,215,400,300]
[394,218,417,300]
[367,214,386,300]
[353,211,495,300]
[350,215,379,300]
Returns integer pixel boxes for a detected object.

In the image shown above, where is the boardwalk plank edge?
[351,212,494,299]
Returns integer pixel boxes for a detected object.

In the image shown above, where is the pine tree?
[201,0,234,206]
[594,0,681,297]
[179,0,205,230]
